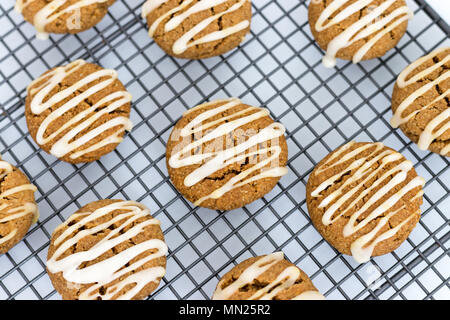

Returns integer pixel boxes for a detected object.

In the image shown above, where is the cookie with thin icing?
[46,199,168,300]
[25,59,132,164]
[0,156,38,254]
[166,98,288,211]
[15,0,115,40]
[308,0,412,68]
[306,141,425,263]
[391,47,450,157]
[212,252,324,300]
[142,0,252,59]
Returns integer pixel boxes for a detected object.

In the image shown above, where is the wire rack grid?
[0,0,448,300]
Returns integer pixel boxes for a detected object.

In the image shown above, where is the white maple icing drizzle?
[391,47,450,156]
[314,0,413,68]
[47,201,168,300]
[0,156,38,246]
[168,98,288,206]
[142,0,250,55]
[292,290,326,300]
[15,0,109,40]
[212,252,325,300]
[311,142,425,263]
[27,59,132,161]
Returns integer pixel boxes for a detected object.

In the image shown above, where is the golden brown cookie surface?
[308,0,411,67]
[212,252,324,300]
[0,157,38,254]
[142,0,252,59]
[46,199,167,300]
[306,141,425,263]
[16,0,115,39]
[166,98,288,211]
[25,59,132,164]
[391,47,450,156]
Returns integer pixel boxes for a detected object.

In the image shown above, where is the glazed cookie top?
[391,47,450,156]
[212,252,324,300]
[309,0,413,68]
[25,59,132,164]
[142,0,251,59]
[306,141,425,263]
[15,0,115,40]
[166,98,288,210]
[0,155,38,254]
[46,199,168,300]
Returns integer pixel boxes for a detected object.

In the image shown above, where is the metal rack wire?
[0,0,448,300]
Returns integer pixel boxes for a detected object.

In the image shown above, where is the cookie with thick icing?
[46,199,168,300]
[166,98,288,211]
[0,156,38,254]
[25,59,132,164]
[308,0,412,68]
[306,141,425,263]
[142,0,252,59]
[212,252,324,300]
[15,0,115,40]
[391,47,450,157]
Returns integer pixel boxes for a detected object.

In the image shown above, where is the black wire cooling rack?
[0,0,449,300]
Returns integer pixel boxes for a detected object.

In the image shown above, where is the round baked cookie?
[0,156,38,254]
[391,47,450,157]
[142,0,252,59]
[166,98,288,211]
[306,141,425,263]
[25,59,132,164]
[15,0,115,40]
[212,252,324,300]
[308,0,412,68]
[46,199,167,300]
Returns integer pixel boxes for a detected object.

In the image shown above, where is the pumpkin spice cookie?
[15,0,116,40]
[46,199,168,300]
[391,47,450,156]
[212,252,324,300]
[306,141,425,263]
[308,0,413,68]
[25,59,132,164]
[0,156,38,254]
[166,98,288,211]
[142,0,252,59]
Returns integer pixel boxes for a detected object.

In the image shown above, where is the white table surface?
[426,0,450,23]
